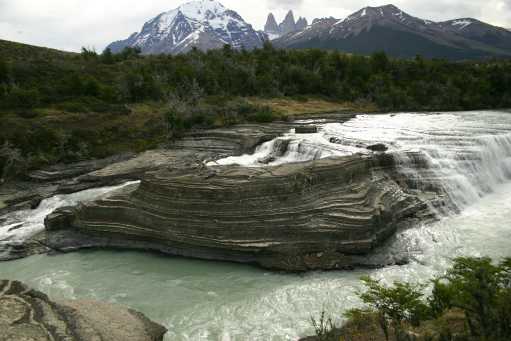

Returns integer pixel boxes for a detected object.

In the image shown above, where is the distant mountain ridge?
[107,0,265,55]
[264,10,308,40]
[106,1,511,59]
[273,4,511,60]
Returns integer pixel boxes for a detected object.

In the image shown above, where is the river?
[1,110,510,341]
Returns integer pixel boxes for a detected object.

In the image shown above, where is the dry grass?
[248,97,378,117]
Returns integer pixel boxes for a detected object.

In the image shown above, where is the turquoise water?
[1,181,511,340]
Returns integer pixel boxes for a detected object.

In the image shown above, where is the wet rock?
[0,279,167,341]
[295,126,318,134]
[29,195,43,209]
[367,143,388,152]
[257,139,291,164]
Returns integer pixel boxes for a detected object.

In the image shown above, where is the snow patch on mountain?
[451,19,473,30]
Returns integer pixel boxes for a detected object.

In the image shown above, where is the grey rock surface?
[0,279,167,341]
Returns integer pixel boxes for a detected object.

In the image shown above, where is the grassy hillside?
[0,39,74,61]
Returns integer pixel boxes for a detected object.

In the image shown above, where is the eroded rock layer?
[0,279,167,341]
[45,154,428,271]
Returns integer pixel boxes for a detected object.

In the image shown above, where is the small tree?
[165,93,189,140]
[430,257,511,340]
[81,47,98,60]
[101,47,115,64]
[358,276,429,341]
[310,310,335,341]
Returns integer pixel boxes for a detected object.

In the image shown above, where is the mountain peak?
[107,0,264,54]
[265,13,280,36]
[280,10,297,35]
[296,17,308,31]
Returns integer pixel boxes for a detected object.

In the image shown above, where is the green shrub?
[0,141,27,182]
[250,109,276,123]
[4,87,40,109]
[357,276,430,340]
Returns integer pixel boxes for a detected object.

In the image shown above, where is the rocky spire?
[279,10,297,35]
[296,17,308,31]
[264,13,280,35]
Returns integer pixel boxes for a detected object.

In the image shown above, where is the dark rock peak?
[280,10,297,35]
[296,17,308,30]
[265,12,280,33]
[284,10,295,22]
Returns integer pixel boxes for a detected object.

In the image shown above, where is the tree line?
[1,42,511,180]
[1,43,511,113]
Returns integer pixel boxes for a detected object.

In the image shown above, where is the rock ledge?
[0,279,167,341]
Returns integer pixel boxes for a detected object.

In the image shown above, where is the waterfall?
[212,111,511,212]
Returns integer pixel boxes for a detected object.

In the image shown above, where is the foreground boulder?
[45,153,429,271]
[0,279,167,341]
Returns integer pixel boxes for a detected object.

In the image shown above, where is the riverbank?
[0,279,167,340]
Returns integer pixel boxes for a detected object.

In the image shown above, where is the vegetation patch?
[306,257,511,341]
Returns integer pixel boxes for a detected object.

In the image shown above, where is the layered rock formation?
[1,121,324,262]
[0,279,167,340]
[45,152,429,271]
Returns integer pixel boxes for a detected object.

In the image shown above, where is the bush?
[250,108,277,123]
[357,276,430,340]
[4,87,40,109]
[0,141,27,182]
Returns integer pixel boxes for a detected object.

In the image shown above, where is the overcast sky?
[0,0,509,52]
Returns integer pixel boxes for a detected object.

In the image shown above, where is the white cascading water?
[211,111,511,213]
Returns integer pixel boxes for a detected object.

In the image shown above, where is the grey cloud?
[268,0,304,7]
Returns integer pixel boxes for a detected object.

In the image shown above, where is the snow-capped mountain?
[263,10,308,40]
[107,0,266,55]
[274,4,511,60]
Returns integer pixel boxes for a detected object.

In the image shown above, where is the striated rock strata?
[0,279,167,341]
[45,153,429,271]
